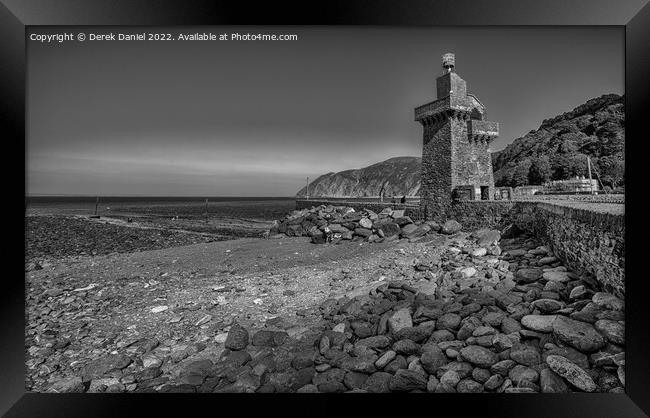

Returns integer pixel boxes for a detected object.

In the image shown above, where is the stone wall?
[452,201,625,296]
[450,200,515,230]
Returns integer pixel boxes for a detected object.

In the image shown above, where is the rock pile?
[269,205,464,244]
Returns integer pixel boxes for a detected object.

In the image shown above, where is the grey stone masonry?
[415,53,499,222]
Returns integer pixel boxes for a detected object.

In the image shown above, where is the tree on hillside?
[595,156,625,188]
[512,160,532,186]
[551,154,588,180]
[528,156,552,185]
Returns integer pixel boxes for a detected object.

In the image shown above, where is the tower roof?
[442,53,455,72]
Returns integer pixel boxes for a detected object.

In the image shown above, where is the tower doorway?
[481,186,490,200]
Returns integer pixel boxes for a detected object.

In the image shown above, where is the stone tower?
[415,53,499,221]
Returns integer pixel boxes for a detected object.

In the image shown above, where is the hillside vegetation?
[492,94,624,189]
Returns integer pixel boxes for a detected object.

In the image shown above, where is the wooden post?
[94,196,99,216]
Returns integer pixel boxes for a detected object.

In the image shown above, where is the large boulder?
[441,220,462,235]
[473,229,501,246]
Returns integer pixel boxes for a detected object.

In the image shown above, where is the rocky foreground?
[27,219,625,394]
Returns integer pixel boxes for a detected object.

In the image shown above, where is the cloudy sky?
[27,26,623,196]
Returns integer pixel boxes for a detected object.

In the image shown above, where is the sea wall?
[453,201,625,296]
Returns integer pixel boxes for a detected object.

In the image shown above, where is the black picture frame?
[4,0,648,416]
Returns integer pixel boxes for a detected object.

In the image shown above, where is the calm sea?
[25,196,297,220]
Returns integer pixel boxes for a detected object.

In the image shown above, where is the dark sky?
[27,26,623,196]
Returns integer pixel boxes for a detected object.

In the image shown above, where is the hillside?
[296,156,421,198]
[492,94,624,188]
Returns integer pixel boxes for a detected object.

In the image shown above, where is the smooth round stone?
[472,368,491,383]
[542,271,570,282]
[594,320,625,345]
[546,355,597,392]
[569,285,587,299]
[552,316,606,352]
[440,370,460,387]
[375,350,397,369]
[537,256,558,266]
[446,348,459,358]
[521,315,557,332]
[515,268,542,283]
[459,345,498,368]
